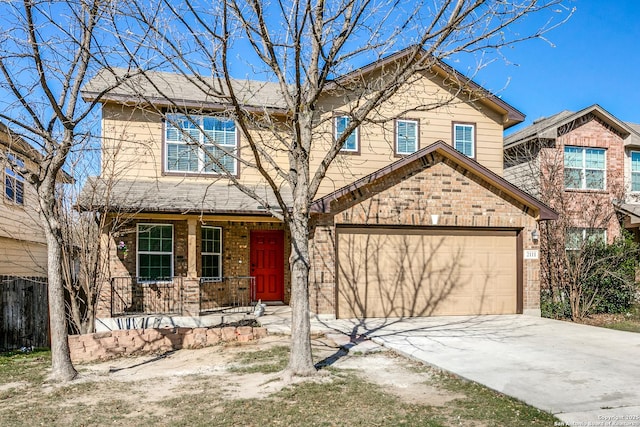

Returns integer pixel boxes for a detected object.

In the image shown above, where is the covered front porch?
[96,213,291,324]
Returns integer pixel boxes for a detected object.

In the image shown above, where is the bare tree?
[110,0,572,376]
[60,139,139,335]
[0,0,142,381]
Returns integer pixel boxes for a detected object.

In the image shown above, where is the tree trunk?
[286,211,316,375]
[285,113,316,376]
[40,188,77,382]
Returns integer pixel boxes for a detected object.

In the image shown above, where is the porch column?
[95,228,113,318]
[187,218,197,278]
[182,218,200,316]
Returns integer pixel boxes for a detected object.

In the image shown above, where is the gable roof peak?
[505,104,634,148]
[311,140,556,220]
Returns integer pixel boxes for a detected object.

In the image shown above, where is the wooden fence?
[0,275,49,351]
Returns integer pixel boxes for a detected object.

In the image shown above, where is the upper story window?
[335,116,359,153]
[4,153,25,205]
[564,146,606,190]
[165,114,238,175]
[201,226,222,280]
[631,151,640,192]
[137,224,173,281]
[566,227,606,251]
[395,119,418,155]
[453,123,475,158]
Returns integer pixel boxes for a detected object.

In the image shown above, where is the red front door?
[250,230,285,301]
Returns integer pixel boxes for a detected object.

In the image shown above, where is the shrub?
[540,289,571,319]
[580,236,638,314]
[569,233,639,317]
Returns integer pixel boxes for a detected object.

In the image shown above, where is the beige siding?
[0,191,44,244]
[504,158,541,198]
[1,134,48,276]
[312,70,505,197]
[1,152,46,245]
[101,104,164,180]
[101,103,289,188]
[100,69,507,199]
[0,236,47,276]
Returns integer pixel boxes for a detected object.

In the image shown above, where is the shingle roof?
[615,203,640,224]
[626,122,640,134]
[504,105,636,148]
[504,110,574,146]
[83,49,525,127]
[82,68,288,111]
[77,177,293,215]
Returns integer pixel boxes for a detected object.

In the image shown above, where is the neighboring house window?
[165,114,238,175]
[137,224,173,280]
[4,153,24,205]
[564,146,606,190]
[335,116,358,152]
[631,151,640,192]
[565,227,606,251]
[201,226,222,279]
[453,123,475,158]
[395,119,418,155]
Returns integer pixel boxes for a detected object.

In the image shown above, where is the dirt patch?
[576,313,628,326]
[0,381,27,392]
[66,334,457,407]
[334,352,463,406]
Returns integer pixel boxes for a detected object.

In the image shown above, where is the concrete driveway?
[261,308,640,425]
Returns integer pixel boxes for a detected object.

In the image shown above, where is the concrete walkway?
[259,307,640,426]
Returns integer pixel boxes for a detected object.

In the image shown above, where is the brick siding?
[554,118,625,242]
[310,153,542,316]
[97,219,290,318]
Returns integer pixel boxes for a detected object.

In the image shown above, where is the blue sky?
[472,1,640,133]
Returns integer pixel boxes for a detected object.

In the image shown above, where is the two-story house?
[504,104,640,250]
[80,50,556,325]
[613,120,640,240]
[0,123,49,277]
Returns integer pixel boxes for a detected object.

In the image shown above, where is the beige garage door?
[336,228,519,319]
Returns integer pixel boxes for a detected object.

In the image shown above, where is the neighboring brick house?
[614,121,640,240]
[0,123,48,277]
[504,104,640,250]
[79,50,556,324]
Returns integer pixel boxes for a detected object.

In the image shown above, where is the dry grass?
[577,305,640,333]
[0,336,559,426]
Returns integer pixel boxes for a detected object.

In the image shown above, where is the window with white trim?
[395,119,418,155]
[564,147,606,190]
[453,123,475,157]
[566,227,606,251]
[631,151,640,192]
[137,224,173,280]
[165,114,237,174]
[4,153,24,205]
[335,116,358,152]
[201,226,222,280]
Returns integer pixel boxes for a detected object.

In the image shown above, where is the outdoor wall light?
[531,229,539,242]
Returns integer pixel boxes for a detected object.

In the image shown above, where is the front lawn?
[0,336,559,426]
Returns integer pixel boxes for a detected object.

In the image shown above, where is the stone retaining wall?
[68,326,268,363]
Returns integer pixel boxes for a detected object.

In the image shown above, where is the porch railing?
[111,277,183,317]
[199,276,256,314]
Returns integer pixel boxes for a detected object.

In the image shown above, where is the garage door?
[336,228,519,318]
